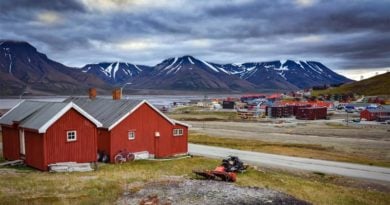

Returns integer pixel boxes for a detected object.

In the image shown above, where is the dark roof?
[0,101,47,125]
[66,97,180,130]
[347,103,377,107]
[20,102,73,131]
[379,105,390,110]
[0,100,101,133]
[365,109,390,113]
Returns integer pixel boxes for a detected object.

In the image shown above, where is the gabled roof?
[66,97,189,130]
[0,101,47,125]
[0,101,102,133]
[365,108,390,113]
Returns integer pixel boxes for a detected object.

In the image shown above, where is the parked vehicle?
[352,118,361,123]
[345,108,354,113]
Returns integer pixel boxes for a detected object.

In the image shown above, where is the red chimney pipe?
[89,88,97,99]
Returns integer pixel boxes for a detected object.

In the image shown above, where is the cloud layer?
[1,0,389,79]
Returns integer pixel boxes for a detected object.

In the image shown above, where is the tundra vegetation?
[0,157,389,205]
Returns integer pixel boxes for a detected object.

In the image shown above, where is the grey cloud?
[0,0,389,73]
[0,0,85,13]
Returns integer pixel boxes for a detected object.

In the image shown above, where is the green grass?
[0,157,389,205]
[189,133,390,167]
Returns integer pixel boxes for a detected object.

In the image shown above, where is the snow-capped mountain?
[130,55,256,91]
[0,40,106,95]
[0,40,353,95]
[81,62,151,85]
[218,60,351,89]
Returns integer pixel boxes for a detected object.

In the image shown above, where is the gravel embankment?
[118,180,310,205]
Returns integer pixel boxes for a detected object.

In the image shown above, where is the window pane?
[67,131,76,141]
[128,131,135,140]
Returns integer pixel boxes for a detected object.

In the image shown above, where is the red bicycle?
[114,149,135,164]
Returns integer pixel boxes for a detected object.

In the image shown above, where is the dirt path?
[189,144,390,182]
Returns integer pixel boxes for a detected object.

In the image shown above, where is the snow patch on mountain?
[201,60,219,72]
[188,56,194,64]
[274,66,289,71]
[164,57,178,70]
[134,64,142,72]
[82,67,91,73]
[113,62,119,79]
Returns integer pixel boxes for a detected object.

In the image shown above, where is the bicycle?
[114,149,135,164]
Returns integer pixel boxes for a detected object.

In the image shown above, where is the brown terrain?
[187,120,390,166]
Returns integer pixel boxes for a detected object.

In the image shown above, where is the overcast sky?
[1,0,389,80]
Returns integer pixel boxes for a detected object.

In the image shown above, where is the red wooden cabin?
[67,97,189,162]
[360,109,390,121]
[296,107,327,120]
[0,101,102,171]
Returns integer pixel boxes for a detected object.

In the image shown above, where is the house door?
[19,129,26,155]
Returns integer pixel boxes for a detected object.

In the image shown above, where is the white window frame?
[128,131,136,140]
[173,128,184,136]
[67,130,77,142]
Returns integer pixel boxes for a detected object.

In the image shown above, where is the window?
[173,128,184,136]
[128,131,135,140]
[67,131,77,142]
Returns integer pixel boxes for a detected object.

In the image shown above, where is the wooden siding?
[1,126,20,160]
[360,110,375,121]
[170,124,188,155]
[296,107,327,120]
[97,129,111,158]
[25,131,45,170]
[109,103,187,161]
[44,108,97,169]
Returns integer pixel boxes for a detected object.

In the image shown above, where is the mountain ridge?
[0,40,353,95]
[313,72,390,96]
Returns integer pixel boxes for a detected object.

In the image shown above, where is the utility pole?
[121,82,132,98]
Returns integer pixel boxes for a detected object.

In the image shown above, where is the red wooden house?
[67,97,189,162]
[296,107,327,120]
[360,108,390,121]
[0,101,102,170]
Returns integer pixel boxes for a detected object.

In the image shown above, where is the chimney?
[89,88,97,99]
[112,88,122,100]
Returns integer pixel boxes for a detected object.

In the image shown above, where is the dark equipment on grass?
[193,156,247,182]
[97,150,110,163]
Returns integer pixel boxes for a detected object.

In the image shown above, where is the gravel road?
[189,143,390,182]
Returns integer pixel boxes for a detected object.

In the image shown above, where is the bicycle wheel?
[127,153,135,161]
[114,154,124,164]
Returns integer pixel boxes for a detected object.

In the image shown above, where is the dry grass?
[167,106,242,121]
[325,122,351,128]
[238,167,390,205]
[0,157,389,205]
[189,133,390,167]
